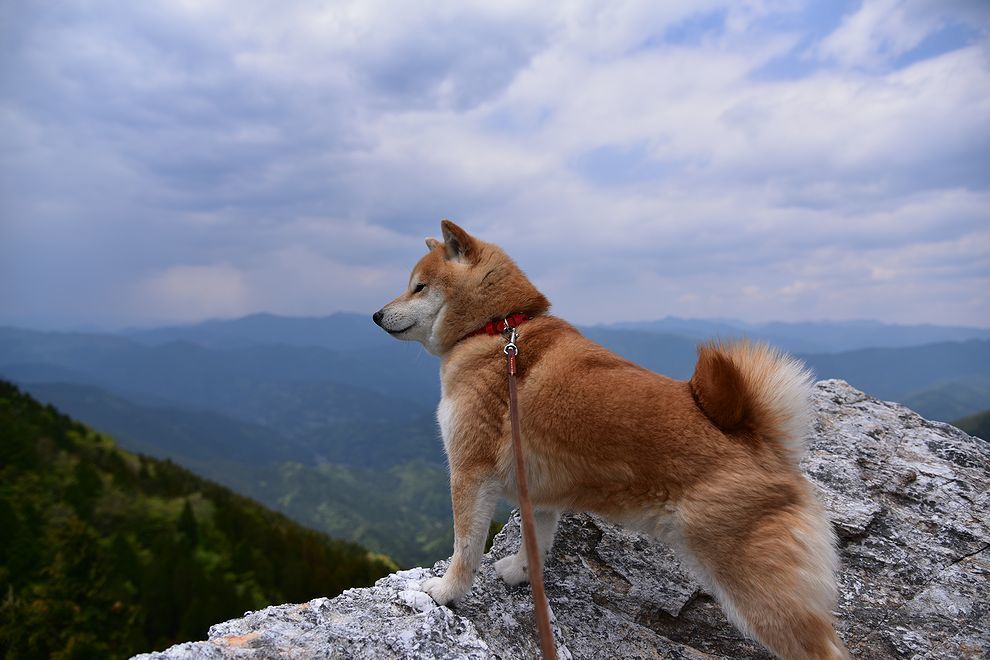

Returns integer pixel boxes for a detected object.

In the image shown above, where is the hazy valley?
[2,313,988,567]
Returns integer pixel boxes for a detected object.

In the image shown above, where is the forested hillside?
[0,381,395,659]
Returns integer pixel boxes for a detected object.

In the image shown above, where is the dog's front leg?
[421,473,500,606]
[494,508,560,586]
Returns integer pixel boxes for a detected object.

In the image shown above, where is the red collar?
[462,313,533,340]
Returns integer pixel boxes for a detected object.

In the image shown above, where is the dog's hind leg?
[494,508,560,586]
[679,486,848,659]
[421,474,500,605]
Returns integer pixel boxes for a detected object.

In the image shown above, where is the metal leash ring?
[503,326,519,355]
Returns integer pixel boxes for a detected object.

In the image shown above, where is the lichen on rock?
[134,380,990,659]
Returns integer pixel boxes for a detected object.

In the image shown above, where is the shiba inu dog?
[374,220,847,659]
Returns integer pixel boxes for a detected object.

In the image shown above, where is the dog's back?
[497,325,846,659]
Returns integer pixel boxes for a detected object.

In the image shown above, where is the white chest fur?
[436,395,458,456]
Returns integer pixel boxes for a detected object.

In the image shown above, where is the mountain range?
[1,312,987,566]
[607,316,990,354]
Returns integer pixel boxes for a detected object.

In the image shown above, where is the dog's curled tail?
[690,340,814,462]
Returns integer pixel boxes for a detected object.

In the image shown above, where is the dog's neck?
[459,313,534,343]
[431,244,551,354]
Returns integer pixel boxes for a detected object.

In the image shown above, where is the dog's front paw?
[421,576,468,606]
[494,553,530,586]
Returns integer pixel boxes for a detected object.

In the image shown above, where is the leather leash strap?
[504,328,557,660]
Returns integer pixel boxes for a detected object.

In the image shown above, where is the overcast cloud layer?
[1,0,988,329]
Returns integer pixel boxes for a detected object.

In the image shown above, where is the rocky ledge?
[136,380,989,659]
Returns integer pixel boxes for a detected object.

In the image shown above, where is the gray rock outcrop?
[135,380,989,659]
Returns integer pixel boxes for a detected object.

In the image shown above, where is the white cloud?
[817,0,931,69]
[0,0,987,328]
[135,264,249,324]
[817,0,990,70]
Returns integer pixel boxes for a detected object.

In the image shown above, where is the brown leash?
[504,326,558,660]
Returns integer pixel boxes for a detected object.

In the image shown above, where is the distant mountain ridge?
[113,312,990,355]
[798,340,990,416]
[6,317,988,423]
[123,312,396,351]
[607,316,990,354]
[2,313,988,568]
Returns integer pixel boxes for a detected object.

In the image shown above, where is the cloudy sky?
[1,0,988,330]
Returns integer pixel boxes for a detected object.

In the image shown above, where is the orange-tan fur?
[374,221,847,659]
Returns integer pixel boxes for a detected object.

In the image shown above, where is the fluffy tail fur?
[686,341,846,658]
[690,340,814,462]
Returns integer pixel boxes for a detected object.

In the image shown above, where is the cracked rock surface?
[135,380,989,659]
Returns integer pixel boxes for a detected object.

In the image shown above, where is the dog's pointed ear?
[440,219,476,263]
[425,237,442,251]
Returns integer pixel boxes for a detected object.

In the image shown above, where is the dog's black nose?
[372,310,385,327]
